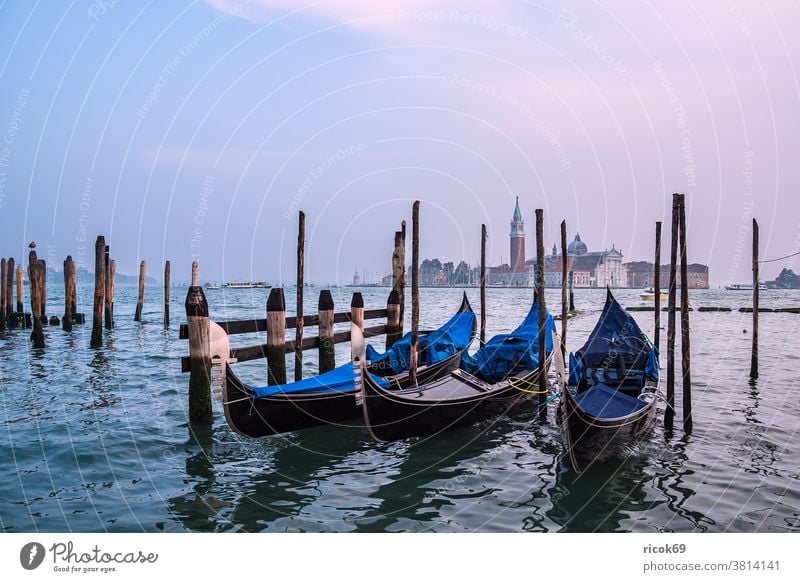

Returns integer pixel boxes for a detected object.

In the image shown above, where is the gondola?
[558,288,660,472]
[356,296,555,442]
[222,294,476,437]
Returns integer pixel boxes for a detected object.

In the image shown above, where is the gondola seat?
[573,383,647,419]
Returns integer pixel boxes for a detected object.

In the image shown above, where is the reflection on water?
[1,285,800,532]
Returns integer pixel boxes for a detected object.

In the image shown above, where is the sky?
[0,0,798,286]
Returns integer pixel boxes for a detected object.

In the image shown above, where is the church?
[487,199,628,288]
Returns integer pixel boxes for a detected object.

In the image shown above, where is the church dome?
[568,233,588,255]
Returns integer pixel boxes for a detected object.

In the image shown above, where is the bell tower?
[510,197,525,271]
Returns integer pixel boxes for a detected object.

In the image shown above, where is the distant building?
[542,234,628,288]
[352,269,362,286]
[381,273,393,286]
[624,261,709,288]
[488,197,536,286]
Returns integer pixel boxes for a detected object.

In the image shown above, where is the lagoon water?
[1,284,799,532]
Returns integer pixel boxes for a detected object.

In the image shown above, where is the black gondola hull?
[361,366,546,442]
[223,354,463,438]
[560,386,657,472]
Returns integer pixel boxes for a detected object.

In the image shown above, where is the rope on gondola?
[508,374,548,394]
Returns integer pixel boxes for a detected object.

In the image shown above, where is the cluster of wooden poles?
[0,235,170,349]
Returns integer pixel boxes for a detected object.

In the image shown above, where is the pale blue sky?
[1,1,798,285]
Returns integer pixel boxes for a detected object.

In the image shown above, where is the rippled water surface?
[2,285,799,532]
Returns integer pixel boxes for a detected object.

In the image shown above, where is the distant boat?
[221,281,272,289]
[206,283,221,289]
[725,283,767,291]
[639,287,668,301]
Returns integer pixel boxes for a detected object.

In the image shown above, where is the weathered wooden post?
[38,259,46,320]
[409,201,420,385]
[351,292,364,330]
[665,194,679,431]
[678,195,692,433]
[535,209,547,420]
[191,260,199,287]
[107,260,116,328]
[68,259,78,322]
[400,220,406,331]
[750,218,759,379]
[91,236,105,347]
[654,221,662,350]
[266,287,287,385]
[318,289,335,374]
[185,284,212,422]
[104,245,111,328]
[295,211,305,381]
[480,224,487,346]
[0,258,6,330]
[568,271,575,312]
[28,250,44,348]
[4,258,13,316]
[560,220,568,354]
[163,260,170,328]
[386,289,401,348]
[391,229,402,308]
[134,260,146,322]
[15,264,23,314]
[62,256,74,331]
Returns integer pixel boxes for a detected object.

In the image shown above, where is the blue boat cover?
[250,300,474,398]
[460,300,556,383]
[365,308,476,375]
[569,290,658,386]
[573,383,647,418]
[251,362,389,398]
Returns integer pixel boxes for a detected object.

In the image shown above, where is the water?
[2,284,800,532]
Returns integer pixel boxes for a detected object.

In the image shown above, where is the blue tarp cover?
[573,383,647,418]
[365,308,476,375]
[569,291,659,387]
[251,362,389,398]
[460,300,555,383]
[250,300,474,398]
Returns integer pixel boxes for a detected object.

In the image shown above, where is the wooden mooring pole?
[400,220,406,332]
[0,258,6,330]
[535,209,547,420]
[5,258,14,317]
[28,249,44,348]
[318,289,335,374]
[105,259,116,329]
[163,260,170,328]
[386,290,401,349]
[480,224,487,346]
[351,292,364,330]
[91,236,105,347]
[5,258,13,316]
[654,221,662,351]
[665,195,679,431]
[185,283,212,422]
[63,256,74,331]
[750,219,759,379]
[392,228,403,324]
[678,195,692,433]
[191,260,199,287]
[134,260,146,322]
[15,264,23,314]
[104,245,112,328]
[266,287,287,385]
[568,271,575,312]
[39,259,46,321]
[409,200,420,385]
[560,220,567,353]
[295,211,305,381]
